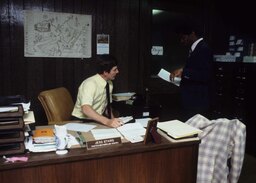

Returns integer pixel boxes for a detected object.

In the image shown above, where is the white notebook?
[157,120,202,139]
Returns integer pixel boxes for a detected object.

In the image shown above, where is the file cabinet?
[212,62,256,155]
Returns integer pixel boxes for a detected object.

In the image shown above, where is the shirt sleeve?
[78,80,96,106]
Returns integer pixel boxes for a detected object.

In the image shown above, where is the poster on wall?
[24,10,92,58]
[96,34,109,55]
[151,46,163,55]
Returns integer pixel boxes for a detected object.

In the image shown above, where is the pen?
[77,131,86,147]
[124,119,135,124]
[76,137,84,147]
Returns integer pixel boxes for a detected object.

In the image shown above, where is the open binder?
[157,129,200,143]
[157,120,202,139]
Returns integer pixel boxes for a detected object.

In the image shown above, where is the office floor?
[238,153,256,183]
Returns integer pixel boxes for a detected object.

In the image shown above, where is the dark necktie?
[105,82,111,119]
[188,49,192,57]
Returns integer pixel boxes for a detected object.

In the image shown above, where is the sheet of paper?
[135,118,152,127]
[91,128,122,140]
[157,68,181,86]
[119,116,133,123]
[66,134,80,148]
[125,136,144,143]
[158,68,171,82]
[0,106,18,112]
[12,102,31,112]
[65,123,96,132]
[23,111,35,124]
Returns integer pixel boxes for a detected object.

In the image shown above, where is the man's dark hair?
[96,54,118,74]
[176,20,204,37]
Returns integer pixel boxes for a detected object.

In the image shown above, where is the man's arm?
[82,105,122,128]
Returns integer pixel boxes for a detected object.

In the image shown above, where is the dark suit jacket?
[180,40,214,117]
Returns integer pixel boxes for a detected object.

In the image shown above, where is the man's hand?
[170,68,183,81]
[105,118,123,128]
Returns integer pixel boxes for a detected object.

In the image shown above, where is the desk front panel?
[0,141,198,183]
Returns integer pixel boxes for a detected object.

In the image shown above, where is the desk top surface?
[0,135,200,171]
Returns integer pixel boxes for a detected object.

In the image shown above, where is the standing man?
[72,54,123,128]
[170,22,214,120]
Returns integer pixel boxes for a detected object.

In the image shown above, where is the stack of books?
[0,105,26,156]
[157,120,202,143]
[29,128,56,152]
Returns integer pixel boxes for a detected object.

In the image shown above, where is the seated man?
[72,55,123,128]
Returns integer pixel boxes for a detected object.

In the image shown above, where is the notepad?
[157,120,202,139]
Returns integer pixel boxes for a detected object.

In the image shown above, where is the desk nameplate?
[87,137,122,150]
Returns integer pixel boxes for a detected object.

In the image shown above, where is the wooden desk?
[0,138,199,183]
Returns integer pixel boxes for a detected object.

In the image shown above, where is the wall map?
[24,10,91,58]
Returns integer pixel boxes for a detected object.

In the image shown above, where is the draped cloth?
[186,114,246,183]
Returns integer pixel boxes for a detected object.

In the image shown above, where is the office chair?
[38,87,77,125]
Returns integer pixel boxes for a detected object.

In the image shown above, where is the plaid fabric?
[186,114,246,183]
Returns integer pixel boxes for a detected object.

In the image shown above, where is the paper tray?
[0,142,25,156]
[0,130,25,144]
[0,117,24,131]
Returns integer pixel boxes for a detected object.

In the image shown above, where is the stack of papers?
[26,128,57,152]
[91,128,122,140]
[90,123,146,143]
[157,120,202,139]
[117,123,146,143]
[26,136,57,152]
[112,92,136,101]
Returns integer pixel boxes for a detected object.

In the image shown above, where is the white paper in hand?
[157,68,181,86]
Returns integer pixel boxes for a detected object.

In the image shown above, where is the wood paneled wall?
[0,0,151,124]
[2,0,252,124]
